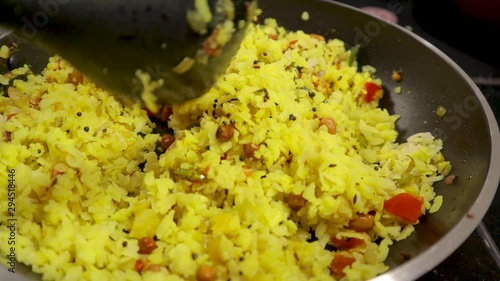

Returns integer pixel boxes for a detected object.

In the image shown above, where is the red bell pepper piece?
[363,82,383,103]
[384,193,424,224]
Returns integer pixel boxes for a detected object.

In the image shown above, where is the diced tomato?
[134,259,147,272]
[363,82,383,103]
[288,39,299,48]
[330,254,355,278]
[330,236,365,250]
[384,193,424,224]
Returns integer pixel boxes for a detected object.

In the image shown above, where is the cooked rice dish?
[0,19,451,281]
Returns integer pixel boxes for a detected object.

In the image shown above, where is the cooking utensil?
[0,0,256,105]
[0,0,499,280]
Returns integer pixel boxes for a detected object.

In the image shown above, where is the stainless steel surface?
[0,0,255,105]
[1,0,499,280]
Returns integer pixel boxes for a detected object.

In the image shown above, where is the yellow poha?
[0,18,451,281]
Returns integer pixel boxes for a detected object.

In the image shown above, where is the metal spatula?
[0,0,256,106]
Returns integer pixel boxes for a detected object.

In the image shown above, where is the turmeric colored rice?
[0,19,451,281]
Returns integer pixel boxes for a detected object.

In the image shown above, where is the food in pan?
[0,19,451,281]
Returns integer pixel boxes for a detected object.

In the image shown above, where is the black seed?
[302,87,315,98]
[66,130,70,133]
[138,162,146,171]
[257,88,268,94]
[192,253,198,260]
[222,121,227,125]
[263,52,267,56]
[312,107,317,112]
[76,112,82,117]
[374,166,379,171]
[83,126,89,132]
[214,99,218,103]
[324,243,337,252]
[289,114,297,121]
[239,156,245,161]
[253,60,258,64]
[102,128,107,133]
[239,257,244,261]
[205,145,210,150]
[230,120,236,124]
[306,228,318,243]
[329,164,337,167]
[122,241,128,247]
[122,229,130,234]
[153,235,159,241]
[37,149,41,153]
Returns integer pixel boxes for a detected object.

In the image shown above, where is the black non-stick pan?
[0,0,499,280]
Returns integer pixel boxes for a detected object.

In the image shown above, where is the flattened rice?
[0,19,451,281]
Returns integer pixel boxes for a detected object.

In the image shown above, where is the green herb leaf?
[348,44,360,66]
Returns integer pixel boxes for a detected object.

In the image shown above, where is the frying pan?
[1,0,499,280]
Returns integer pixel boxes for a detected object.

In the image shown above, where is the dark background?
[335,0,500,280]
